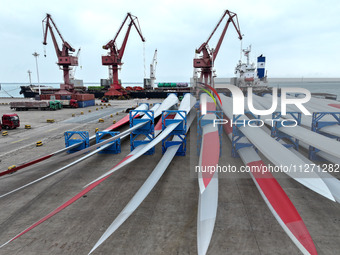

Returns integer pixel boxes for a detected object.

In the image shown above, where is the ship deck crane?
[42,13,78,94]
[102,12,145,97]
[150,49,157,89]
[193,10,242,87]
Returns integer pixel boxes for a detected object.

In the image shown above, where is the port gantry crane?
[42,13,79,94]
[193,10,242,87]
[102,12,145,97]
[150,49,157,89]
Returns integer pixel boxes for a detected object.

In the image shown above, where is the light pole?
[32,52,41,95]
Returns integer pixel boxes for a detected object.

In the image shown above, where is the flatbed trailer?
[10,101,59,111]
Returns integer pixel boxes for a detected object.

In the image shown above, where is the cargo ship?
[230,45,268,88]
[20,79,86,98]
[19,84,59,98]
[19,69,193,99]
[86,80,191,99]
[129,82,190,98]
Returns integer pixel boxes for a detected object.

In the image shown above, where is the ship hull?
[20,85,59,98]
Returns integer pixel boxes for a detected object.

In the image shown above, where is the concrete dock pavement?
[0,98,151,169]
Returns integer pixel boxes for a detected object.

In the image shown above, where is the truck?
[9,101,63,111]
[60,99,78,108]
[0,114,20,130]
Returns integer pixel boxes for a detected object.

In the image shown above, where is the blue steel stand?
[231,114,255,158]
[64,131,89,153]
[96,131,121,154]
[309,112,340,160]
[162,110,187,156]
[271,111,301,150]
[130,109,155,155]
[194,101,200,110]
[197,110,223,157]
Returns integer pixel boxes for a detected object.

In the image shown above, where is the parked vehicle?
[60,99,78,108]
[9,101,63,111]
[54,100,62,109]
[0,114,20,130]
[101,97,109,103]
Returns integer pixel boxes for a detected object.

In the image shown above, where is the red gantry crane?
[42,13,79,94]
[193,10,242,87]
[102,12,145,97]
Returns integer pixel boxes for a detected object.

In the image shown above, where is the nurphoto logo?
[200,84,312,128]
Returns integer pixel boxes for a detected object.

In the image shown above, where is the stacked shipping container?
[71,94,95,108]
[38,94,95,108]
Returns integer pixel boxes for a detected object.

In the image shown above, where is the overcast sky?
[0,0,339,83]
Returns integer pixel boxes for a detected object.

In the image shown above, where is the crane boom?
[42,13,78,93]
[150,49,157,88]
[70,48,81,79]
[193,10,242,86]
[103,13,145,51]
[102,12,145,97]
[150,49,157,79]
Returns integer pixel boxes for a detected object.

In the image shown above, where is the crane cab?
[58,56,78,66]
